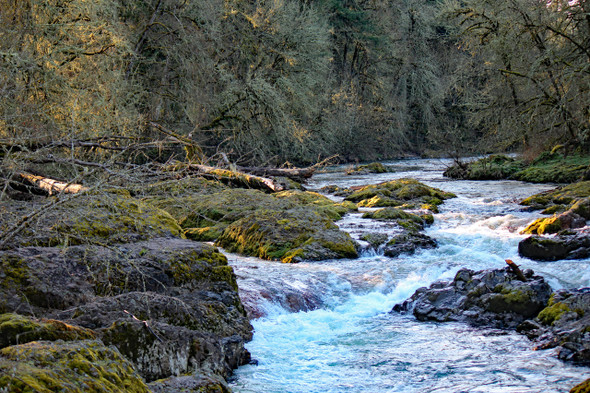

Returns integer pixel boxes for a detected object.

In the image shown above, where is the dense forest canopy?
[0,0,588,171]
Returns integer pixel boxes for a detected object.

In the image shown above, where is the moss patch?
[344,178,455,211]
[0,313,95,349]
[0,340,149,393]
[537,300,571,326]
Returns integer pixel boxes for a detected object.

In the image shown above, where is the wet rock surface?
[518,288,590,365]
[393,266,552,329]
[518,232,590,261]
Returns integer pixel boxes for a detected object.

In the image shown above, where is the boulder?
[383,232,437,257]
[344,178,455,211]
[0,238,252,384]
[393,266,552,329]
[518,233,590,261]
[518,288,590,365]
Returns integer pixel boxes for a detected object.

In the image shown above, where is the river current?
[227,158,590,392]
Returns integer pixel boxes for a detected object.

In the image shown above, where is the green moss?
[0,340,149,393]
[538,301,571,326]
[0,313,96,349]
[345,178,455,209]
[184,227,224,242]
[346,162,389,174]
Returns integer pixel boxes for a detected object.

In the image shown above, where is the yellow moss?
[0,340,149,393]
[0,313,96,349]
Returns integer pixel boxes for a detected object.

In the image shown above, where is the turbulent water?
[227,158,590,393]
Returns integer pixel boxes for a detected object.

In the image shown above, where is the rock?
[571,378,590,393]
[216,208,358,263]
[393,267,552,329]
[383,232,437,257]
[520,210,586,235]
[0,313,95,348]
[149,374,231,393]
[518,233,590,261]
[2,192,183,249]
[0,339,150,392]
[0,238,252,384]
[519,289,590,365]
[344,178,455,211]
[346,162,389,175]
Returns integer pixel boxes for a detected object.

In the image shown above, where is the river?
[227,158,590,393]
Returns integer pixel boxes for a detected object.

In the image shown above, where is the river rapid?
[227,158,590,393]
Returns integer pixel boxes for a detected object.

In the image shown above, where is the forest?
[1,0,589,174]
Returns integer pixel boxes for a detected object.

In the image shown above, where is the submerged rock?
[393,266,552,329]
[518,288,590,365]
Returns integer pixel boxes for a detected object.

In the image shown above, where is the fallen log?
[163,163,284,193]
[236,155,339,182]
[16,172,87,195]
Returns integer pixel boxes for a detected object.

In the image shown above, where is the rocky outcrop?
[518,181,590,261]
[518,288,590,365]
[0,238,252,389]
[343,178,455,211]
[145,181,358,262]
[392,266,552,329]
[0,338,150,392]
[518,232,590,261]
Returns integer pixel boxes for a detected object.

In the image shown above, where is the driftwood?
[16,172,87,195]
[164,163,284,193]
[236,155,338,182]
[505,259,527,282]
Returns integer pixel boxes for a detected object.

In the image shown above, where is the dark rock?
[0,238,253,383]
[518,233,590,261]
[149,374,231,393]
[521,288,590,365]
[393,267,552,329]
[383,232,437,257]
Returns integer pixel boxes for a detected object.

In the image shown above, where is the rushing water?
[228,158,590,393]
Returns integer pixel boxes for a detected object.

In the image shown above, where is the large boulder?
[518,233,590,261]
[518,289,590,365]
[343,178,455,211]
[0,238,252,384]
[393,266,552,329]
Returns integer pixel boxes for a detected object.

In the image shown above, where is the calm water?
[228,158,590,392]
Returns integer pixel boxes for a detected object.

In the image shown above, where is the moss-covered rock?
[0,313,95,349]
[3,192,183,249]
[344,178,455,211]
[521,289,590,365]
[346,162,389,175]
[0,238,253,384]
[0,340,150,393]
[362,207,431,232]
[571,378,590,393]
[216,208,358,263]
[444,153,590,183]
[444,155,525,180]
[393,266,552,329]
[521,181,590,211]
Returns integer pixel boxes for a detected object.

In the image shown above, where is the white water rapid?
[227,158,590,393]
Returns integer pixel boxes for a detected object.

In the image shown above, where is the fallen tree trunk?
[164,163,284,193]
[236,155,339,182]
[16,172,87,195]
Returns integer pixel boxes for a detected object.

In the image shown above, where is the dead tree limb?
[17,172,87,195]
[505,259,527,282]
